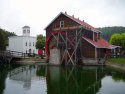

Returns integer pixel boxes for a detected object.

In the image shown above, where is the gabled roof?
[82,36,113,49]
[44,12,101,32]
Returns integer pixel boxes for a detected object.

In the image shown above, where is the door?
[29,49,31,54]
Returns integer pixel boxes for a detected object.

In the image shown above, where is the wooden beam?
[95,47,97,59]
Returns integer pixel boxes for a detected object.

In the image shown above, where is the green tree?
[121,33,125,50]
[0,28,16,50]
[110,33,125,50]
[36,34,45,49]
[0,31,5,50]
[37,34,44,40]
[36,39,45,49]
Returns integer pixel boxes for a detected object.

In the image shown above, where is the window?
[29,49,31,53]
[60,21,64,28]
[33,42,34,46]
[29,42,31,46]
[98,32,100,39]
[27,30,30,33]
[25,42,27,46]
[33,50,35,53]
[23,30,26,33]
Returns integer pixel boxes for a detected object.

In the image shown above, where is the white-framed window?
[29,42,31,46]
[29,49,31,53]
[60,21,64,28]
[98,32,100,39]
[33,42,34,46]
[27,30,30,33]
[33,50,35,53]
[26,42,27,46]
[23,30,26,33]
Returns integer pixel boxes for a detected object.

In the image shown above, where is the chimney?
[78,17,79,20]
[72,15,74,18]
[83,20,84,22]
[65,11,67,14]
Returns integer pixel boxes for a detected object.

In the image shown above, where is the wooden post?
[75,30,77,63]
[95,47,97,59]
[65,31,68,64]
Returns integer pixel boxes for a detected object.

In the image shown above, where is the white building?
[7,26,38,54]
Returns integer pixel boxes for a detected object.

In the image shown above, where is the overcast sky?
[0,0,125,36]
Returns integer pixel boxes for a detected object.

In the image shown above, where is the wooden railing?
[0,50,36,63]
[0,50,26,58]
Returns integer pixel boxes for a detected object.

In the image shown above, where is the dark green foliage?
[0,28,16,50]
[36,39,45,49]
[37,34,45,40]
[0,31,5,50]
[36,34,45,49]
[98,26,125,41]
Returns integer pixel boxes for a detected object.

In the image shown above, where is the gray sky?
[0,0,125,36]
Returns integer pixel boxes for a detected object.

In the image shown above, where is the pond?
[0,64,125,94]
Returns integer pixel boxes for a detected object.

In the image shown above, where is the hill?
[0,28,16,50]
[98,26,125,42]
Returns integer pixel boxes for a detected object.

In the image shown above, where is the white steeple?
[22,26,30,36]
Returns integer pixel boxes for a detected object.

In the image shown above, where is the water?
[0,64,125,94]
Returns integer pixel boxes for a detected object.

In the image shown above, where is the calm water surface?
[0,64,125,94]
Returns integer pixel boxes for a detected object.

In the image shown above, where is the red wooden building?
[45,12,113,65]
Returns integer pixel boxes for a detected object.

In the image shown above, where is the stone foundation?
[49,48,61,65]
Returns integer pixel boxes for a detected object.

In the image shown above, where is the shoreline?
[12,58,47,65]
[11,58,125,72]
[106,61,125,72]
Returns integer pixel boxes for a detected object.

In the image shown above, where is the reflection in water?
[0,64,125,94]
[0,64,9,94]
[9,65,39,89]
[47,66,105,94]
[4,65,47,94]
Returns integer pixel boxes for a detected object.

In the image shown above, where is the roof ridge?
[45,12,101,32]
[62,12,99,32]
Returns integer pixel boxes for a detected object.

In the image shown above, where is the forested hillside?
[0,28,16,50]
[98,26,125,41]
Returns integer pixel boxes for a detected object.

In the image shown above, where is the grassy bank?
[108,58,125,64]
[107,58,125,72]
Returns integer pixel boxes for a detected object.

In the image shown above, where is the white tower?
[22,26,30,36]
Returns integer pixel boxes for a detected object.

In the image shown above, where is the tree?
[36,34,45,58]
[36,39,45,49]
[0,31,5,50]
[0,28,16,50]
[110,33,125,50]
[37,34,44,40]
[98,26,125,41]
[36,34,45,49]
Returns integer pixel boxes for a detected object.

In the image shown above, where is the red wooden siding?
[45,12,113,59]
[81,39,95,58]
[46,14,80,39]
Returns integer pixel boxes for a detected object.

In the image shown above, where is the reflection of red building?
[44,12,116,65]
[46,66,105,94]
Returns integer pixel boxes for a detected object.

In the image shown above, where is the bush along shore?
[106,58,125,71]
